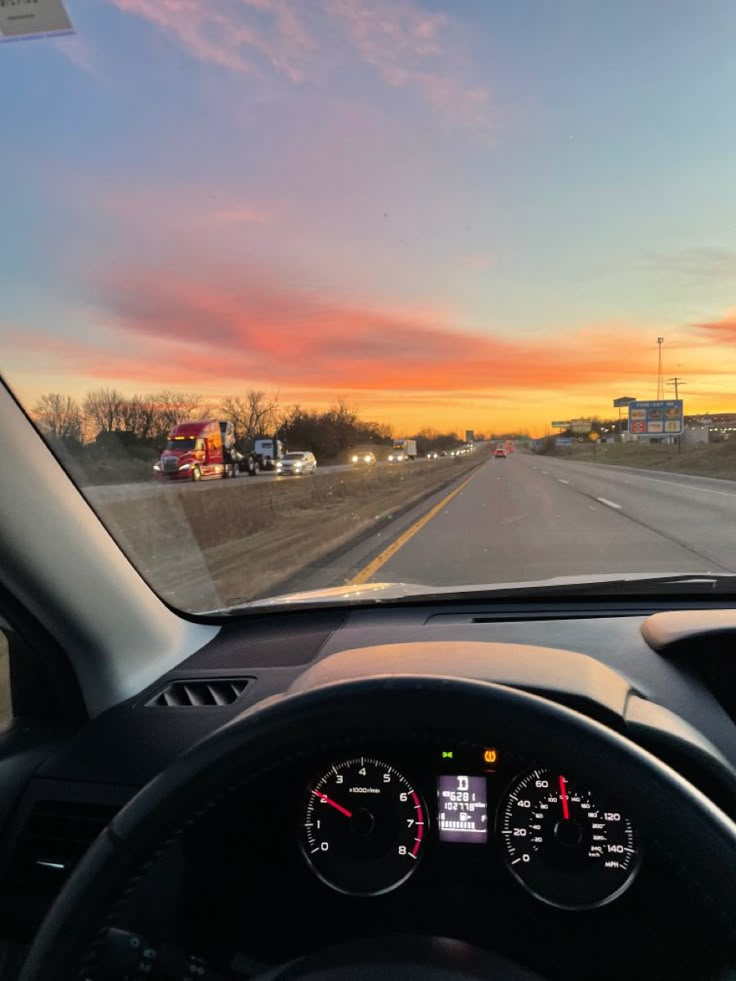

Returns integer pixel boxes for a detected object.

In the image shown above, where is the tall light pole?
[656,337,664,399]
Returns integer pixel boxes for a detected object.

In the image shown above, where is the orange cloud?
[8,261,719,401]
[693,308,736,341]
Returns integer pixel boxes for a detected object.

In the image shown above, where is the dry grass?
[556,440,736,479]
[92,452,490,610]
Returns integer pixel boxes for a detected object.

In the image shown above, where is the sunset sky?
[3,0,736,436]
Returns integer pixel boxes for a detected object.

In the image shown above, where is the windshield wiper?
[204,573,736,616]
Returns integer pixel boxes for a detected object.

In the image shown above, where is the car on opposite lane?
[278,451,318,475]
[351,451,376,468]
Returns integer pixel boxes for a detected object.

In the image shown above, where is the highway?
[290,451,736,593]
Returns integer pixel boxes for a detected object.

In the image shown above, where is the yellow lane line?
[348,467,483,586]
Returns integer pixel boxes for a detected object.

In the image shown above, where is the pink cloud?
[462,254,495,270]
[109,0,492,127]
[73,179,272,235]
[325,0,491,128]
[110,0,319,80]
[202,205,270,226]
[10,259,711,397]
[693,309,736,340]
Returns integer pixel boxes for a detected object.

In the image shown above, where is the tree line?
[33,388,466,464]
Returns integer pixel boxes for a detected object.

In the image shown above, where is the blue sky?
[3,0,736,431]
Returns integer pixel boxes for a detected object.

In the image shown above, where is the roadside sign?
[556,437,573,446]
[613,397,636,408]
[628,399,683,435]
[551,421,571,428]
[571,419,592,434]
[588,432,600,441]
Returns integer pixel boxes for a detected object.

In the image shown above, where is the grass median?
[92,450,490,610]
[552,440,736,479]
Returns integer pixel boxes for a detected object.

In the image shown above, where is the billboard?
[628,399,683,436]
[551,420,571,428]
[613,396,636,408]
[571,419,592,434]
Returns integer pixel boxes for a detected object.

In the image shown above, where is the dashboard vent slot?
[146,678,251,707]
[0,800,118,922]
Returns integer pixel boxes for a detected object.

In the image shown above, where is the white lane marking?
[558,479,570,485]
[597,497,622,510]
[555,461,736,499]
[609,471,736,499]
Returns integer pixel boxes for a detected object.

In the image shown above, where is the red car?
[494,447,507,458]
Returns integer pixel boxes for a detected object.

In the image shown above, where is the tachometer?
[497,768,640,909]
[301,757,426,895]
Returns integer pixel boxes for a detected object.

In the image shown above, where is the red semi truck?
[154,420,248,481]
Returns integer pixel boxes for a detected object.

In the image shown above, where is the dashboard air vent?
[146,678,251,707]
[0,800,118,922]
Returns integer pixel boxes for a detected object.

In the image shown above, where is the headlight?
[352,455,359,463]
[178,463,191,470]
[153,463,161,471]
[364,455,372,463]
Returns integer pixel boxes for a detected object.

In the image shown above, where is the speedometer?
[498,768,640,909]
[301,757,426,895]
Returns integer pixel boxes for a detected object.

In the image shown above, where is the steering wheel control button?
[302,757,426,895]
[497,767,640,909]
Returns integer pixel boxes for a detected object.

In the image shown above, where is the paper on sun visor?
[0,0,73,42]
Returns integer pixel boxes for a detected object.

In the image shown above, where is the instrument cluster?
[300,745,640,910]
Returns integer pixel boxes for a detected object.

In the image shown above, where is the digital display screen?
[437,775,488,843]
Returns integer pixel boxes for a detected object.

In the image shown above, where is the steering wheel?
[19,675,736,980]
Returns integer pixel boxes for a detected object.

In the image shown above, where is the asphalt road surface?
[289,451,736,592]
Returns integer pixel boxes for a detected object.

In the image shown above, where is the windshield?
[166,439,196,452]
[4,2,736,613]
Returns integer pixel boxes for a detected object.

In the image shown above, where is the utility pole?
[667,376,685,455]
[667,376,685,400]
[656,337,664,399]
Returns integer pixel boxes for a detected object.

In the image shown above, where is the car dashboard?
[1,600,736,980]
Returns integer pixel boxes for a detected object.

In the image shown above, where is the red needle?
[313,790,352,818]
[558,775,570,820]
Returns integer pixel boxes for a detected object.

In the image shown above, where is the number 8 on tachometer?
[301,757,427,895]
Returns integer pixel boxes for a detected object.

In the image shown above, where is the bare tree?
[220,390,281,443]
[119,396,160,441]
[32,393,83,442]
[83,388,127,436]
[147,391,203,440]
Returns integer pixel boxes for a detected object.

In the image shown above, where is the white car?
[278,451,317,475]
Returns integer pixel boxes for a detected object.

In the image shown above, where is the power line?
[667,376,685,400]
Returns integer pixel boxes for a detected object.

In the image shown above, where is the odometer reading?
[302,757,426,895]
[498,768,640,909]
